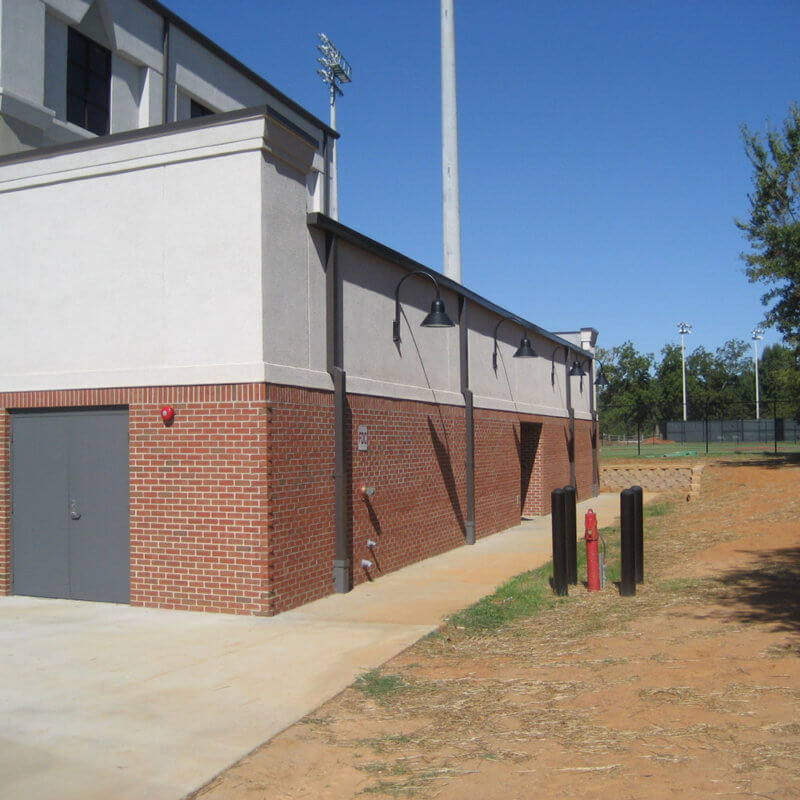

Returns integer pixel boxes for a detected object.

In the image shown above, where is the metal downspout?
[565,346,576,488]
[161,19,170,124]
[589,359,599,496]
[459,296,476,545]
[322,132,330,216]
[325,231,350,592]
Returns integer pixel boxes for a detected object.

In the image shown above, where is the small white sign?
[357,425,368,452]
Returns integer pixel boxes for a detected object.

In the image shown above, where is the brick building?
[0,0,601,615]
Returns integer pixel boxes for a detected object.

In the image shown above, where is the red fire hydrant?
[585,509,601,592]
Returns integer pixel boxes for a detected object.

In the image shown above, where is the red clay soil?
[192,458,800,800]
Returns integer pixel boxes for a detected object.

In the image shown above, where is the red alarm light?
[160,405,175,423]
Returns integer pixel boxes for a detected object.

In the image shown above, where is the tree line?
[596,340,797,437]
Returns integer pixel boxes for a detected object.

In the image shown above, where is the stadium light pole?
[678,322,692,422]
[752,328,764,420]
[441,0,462,283]
[317,33,352,221]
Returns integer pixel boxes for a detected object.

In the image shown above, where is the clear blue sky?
[167,0,800,360]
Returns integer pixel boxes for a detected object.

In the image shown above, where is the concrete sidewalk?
[0,493,620,800]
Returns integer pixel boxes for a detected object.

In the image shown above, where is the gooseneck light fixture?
[393,269,455,343]
[492,317,537,371]
[569,356,610,388]
[569,359,586,378]
[594,361,610,389]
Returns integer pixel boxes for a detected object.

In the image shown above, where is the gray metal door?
[11,408,130,603]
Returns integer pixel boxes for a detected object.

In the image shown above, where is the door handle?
[69,500,81,520]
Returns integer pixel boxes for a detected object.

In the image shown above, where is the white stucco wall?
[0,108,594,419]
[0,0,329,208]
[0,115,269,391]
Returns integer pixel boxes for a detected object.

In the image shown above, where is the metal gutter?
[0,104,328,169]
[161,17,170,124]
[459,296,476,545]
[324,230,350,593]
[306,212,590,355]
[565,345,576,488]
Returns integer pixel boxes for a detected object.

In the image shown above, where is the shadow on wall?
[563,425,573,467]
[427,416,466,536]
[517,422,541,514]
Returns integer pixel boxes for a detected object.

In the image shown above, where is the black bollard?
[620,488,636,596]
[563,485,577,585]
[631,485,644,583]
[551,488,568,596]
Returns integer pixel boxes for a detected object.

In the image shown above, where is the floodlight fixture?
[317,33,352,96]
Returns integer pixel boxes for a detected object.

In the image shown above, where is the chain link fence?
[600,400,800,458]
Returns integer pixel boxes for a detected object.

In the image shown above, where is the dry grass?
[192,458,800,800]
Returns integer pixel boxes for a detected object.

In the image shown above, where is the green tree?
[759,341,799,418]
[654,343,684,422]
[738,104,800,341]
[686,340,752,418]
[596,342,655,437]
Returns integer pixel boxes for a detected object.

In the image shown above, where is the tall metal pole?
[441,0,462,283]
[678,322,692,422]
[317,34,352,222]
[329,85,339,220]
[752,328,763,420]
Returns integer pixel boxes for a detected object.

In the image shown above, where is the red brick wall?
[0,385,269,614]
[349,396,468,589]
[0,382,595,616]
[264,384,336,614]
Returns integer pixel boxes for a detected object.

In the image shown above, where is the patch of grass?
[360,761,410,776]
[448,559,562,632]
[644,502,673,517]
[358,734,413,753]
[657,577,713,594]
[355,670,407,702]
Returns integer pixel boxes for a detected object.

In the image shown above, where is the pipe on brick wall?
[459,296,476,545]
[325,231,350,593]
[565,346,576,489]
[589,359,599,496]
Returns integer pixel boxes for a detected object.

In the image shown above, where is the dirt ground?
[191,457,800,800]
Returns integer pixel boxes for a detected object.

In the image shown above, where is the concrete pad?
[0,493,622,800]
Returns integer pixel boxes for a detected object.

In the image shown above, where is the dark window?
[67,28,111,136]
[190,99,213,118]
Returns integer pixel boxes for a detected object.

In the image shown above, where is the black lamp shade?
[421,298,455,328]
[595,369,609,388]
[513,335,537,358]
[569,360,586,377]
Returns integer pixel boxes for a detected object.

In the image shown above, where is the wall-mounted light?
[393,269,455,343]
[595,362,610,389]
[492,316,537,370]
[569,357,610,389]
[569,359,586,378]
